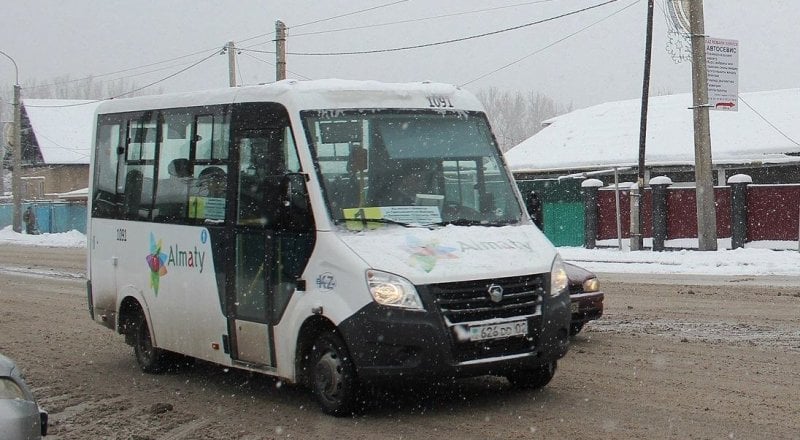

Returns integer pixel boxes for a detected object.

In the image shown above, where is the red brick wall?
[597,186,730,240]
[747,185,800,241]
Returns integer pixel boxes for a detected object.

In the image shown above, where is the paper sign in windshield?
[342,206,441,230]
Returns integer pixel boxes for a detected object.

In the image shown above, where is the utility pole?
[276,20,287,81]
[632,0,655,251]
[227,41,236,87]
[1,49,22,233]
[689,0,717,250]
[11,83,21,233]
[1,97,5,196]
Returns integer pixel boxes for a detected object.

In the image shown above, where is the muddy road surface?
[0,244,798,439]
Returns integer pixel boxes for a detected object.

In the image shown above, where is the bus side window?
[196,114,229,160]
[236,133,286,227]
[122,115,157,221]
[154,111,192,222]
[122,169,143,219]
[92,119,123,218]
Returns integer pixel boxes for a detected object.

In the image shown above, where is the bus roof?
[95,79,485,115]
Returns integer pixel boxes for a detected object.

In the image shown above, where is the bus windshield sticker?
[342,206,442,230]
[188,196,226,221]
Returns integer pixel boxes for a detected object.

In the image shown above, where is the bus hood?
[337,224,557,284]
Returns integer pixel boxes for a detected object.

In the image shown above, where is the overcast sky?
[1,0,798,110]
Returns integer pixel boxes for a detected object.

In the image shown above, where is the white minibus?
[87,79,571,415]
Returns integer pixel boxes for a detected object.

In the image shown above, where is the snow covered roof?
[22,99,102,165]
[46,186,88,201]
[505,88,800,173]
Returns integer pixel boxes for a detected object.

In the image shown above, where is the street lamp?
[0,49,22,233]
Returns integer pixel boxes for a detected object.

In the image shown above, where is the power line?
[29,131,90,159]
[238,52,313,80]
[235,48,244,86]
[108,49,221,99]
[21,1,409,94]
[24,47,221,92]
[22,57,212,98]
[277,0,618,56]
[293,0,410,30]
[289,0,560,38]
[20,100,99,109]
[739,94,800,147]
[461,0,640,86]
[8,0,606,102]
[236,0,410,47]
[235,0,563,52]
[24,49,222,108]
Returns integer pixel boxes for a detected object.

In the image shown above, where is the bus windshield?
[303,110,522,227]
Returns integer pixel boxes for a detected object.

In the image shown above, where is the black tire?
[570,322,585,335]
[309,332,359,416]
[133,311,168,374]
[506,360,557,389]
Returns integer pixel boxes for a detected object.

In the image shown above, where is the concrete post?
[276,20,287,81]
[630,184,643,250]
[728,174,751,249]
[227,41,236,87]
[650,176,673,251]
[581,179,604,249]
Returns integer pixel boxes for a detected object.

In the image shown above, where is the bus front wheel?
[506,360,557,389]
[133,312,167,374]
[310,332,359,416]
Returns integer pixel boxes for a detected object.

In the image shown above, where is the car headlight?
[550,255,569,297]
[582,277,599,293]
[366,270,424,310]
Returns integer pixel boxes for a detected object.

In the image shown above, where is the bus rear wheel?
[133,312,167,374]
[310,332,359,416]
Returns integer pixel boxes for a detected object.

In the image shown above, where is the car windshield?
[302,109,522,228]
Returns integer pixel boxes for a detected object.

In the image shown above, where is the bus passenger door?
[228,124,314,368]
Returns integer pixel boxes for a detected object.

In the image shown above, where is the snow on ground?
[562,237,800,276]
[2,225,799,277]
[0,226,87,248]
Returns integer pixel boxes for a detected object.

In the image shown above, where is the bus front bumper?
[338,295,570,383]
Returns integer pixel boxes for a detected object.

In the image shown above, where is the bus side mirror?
[526,191,543,229]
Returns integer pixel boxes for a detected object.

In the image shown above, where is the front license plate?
[571,301,580,313]
[469,320,528,342]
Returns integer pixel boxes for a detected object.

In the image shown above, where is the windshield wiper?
[335,217,419,228]
[429,219,516,227]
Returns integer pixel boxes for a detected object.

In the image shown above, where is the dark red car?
[564,262,604,335]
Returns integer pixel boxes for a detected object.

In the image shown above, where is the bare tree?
[1,74,161,104]
[477,87,572,152]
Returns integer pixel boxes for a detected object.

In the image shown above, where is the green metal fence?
[516,178,584,247]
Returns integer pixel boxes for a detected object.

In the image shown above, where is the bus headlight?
[550,255,569,297]
[366,270,423,310]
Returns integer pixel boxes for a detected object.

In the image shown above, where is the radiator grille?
[427,274,545,324]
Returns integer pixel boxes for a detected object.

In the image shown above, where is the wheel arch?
[294,315,339,387]
[117,290,153,347]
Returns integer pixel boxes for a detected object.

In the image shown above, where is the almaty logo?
[405,235,458,273]
[146,232,168,296]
